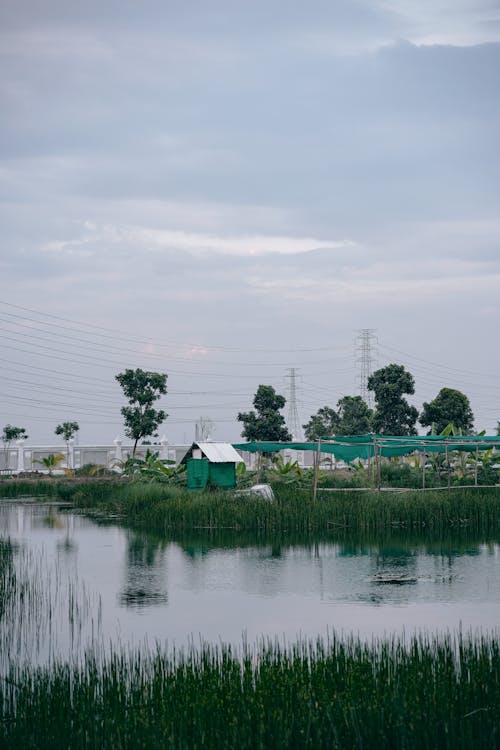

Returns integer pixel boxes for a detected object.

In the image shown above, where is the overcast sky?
[1,0,499,445]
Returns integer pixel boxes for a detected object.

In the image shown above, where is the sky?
[1,0,499,445]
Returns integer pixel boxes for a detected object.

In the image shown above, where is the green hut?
[181,442,244,490]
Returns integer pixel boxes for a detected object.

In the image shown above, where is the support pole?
[313,438,321,502]
[446,439,451,490]
[422,450,426,490]
[474,446,479,486]
[257,449,263,483]
[373,435,381,493]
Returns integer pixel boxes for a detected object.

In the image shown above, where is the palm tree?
[34,453,66,476]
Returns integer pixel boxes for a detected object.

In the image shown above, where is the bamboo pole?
[474,446,479,486]
[313,437,321,502]
[446,439,451,490]
[373,435,381,493]
[422,451,426,490]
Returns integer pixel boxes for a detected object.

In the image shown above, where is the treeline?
[302,363,496,439]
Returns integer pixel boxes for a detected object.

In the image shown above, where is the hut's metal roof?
[182,442,244,464]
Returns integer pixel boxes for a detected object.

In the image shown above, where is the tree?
[238,385,292,442]
[497,421,500,436]
[367,363,418,435]
[1,424,28,474]
[34,452,65,477]
[336,396,373,435]
[419,388,474,435]
[55,421,79,467]
[115,369,168,456]
[302,406,340,441]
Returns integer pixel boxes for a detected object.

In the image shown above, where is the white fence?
[0,439,190,474]
[1,441,333,475]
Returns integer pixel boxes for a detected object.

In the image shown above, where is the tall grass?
[0,539,101,670]
[1,633,499,748]
[0,480,50,498]
[52,482,500,536]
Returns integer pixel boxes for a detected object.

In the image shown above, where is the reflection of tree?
[119,532,168,609]
[373,546,417,574]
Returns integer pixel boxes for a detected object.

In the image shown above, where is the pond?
[1,499,500,666]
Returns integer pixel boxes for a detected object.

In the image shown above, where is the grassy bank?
[51,482,500,535]
[1,634,499,749]
[1,479,500,535]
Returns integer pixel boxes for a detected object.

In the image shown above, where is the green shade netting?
[233,435,500,463]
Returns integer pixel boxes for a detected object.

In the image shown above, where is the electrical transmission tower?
[285,368,303,440]
[355,329,377,407]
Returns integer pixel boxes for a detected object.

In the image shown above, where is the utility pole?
[355,329,377,407]
[285,368,303,440]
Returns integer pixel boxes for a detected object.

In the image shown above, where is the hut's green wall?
[187,458,209,490]
[209,462,236,488]
[186,459,237,490]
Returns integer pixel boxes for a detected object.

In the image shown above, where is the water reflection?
[119,532,168,610]
[1,501,500,656]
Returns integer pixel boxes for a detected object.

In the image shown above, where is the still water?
[2,500,500,663]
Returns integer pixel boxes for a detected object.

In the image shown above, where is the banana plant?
[270,455,303,481]
[113,449,185,482]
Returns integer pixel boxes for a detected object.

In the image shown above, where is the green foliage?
[74,463,115,477]
[54,421,80,443]
[368,363,418,435]
[237,385,292,441]
[34,453,66,476]
[420,388,474,435]
[115,368,168,455]
[0,635,500,750]
[303,406,340,440]
[56,482,500,537]
[1,425,28,474]
[303,397,373,440]
[115,449,185,483]
[336,395,373,435]
[270,455,303,482]
[2,635,500,749]
[1,425,28,444]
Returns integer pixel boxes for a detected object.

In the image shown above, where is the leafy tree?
[367,363,418,435]
[420,388,474,435]
[55,421,79,443]
[496,421,500,436]
[55,421,79,466]
[238,385,292,442]
[1,425,28,474]
[115,369,168,456]
[302,406,340,440]
[336,396,373,435]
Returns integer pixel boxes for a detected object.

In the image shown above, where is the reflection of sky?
[2,502,500,662]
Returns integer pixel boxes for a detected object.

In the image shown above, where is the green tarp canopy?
[233,434,500,463]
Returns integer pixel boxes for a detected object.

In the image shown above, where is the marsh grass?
[1,633,500,748]
[0,480,50,498]
[51,482,500,537]
[0,538,101,671]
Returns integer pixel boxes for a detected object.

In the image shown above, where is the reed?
[53,482,500,536]
[0,479,50,498]
[1,633,499,748]
[0,539,101,671]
